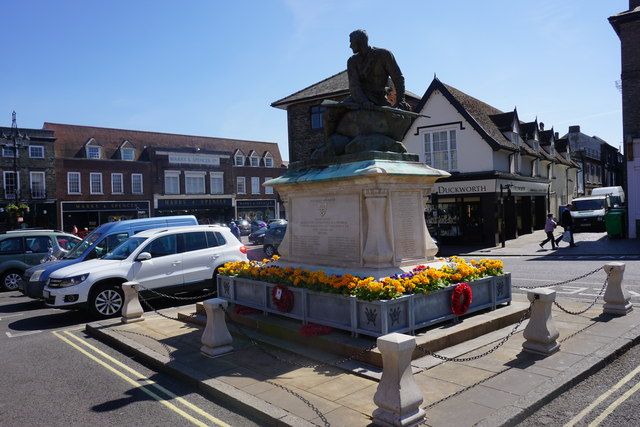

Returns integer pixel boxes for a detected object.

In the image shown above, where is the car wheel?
[89,283,124,319]
[1,270,22,291]
[264,245,277,257]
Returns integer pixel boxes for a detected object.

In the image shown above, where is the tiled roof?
[44,123,284,166]
[271,70,421,109]
[489,111,516,131]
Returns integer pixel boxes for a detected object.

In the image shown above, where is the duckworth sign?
[434,179,549,196]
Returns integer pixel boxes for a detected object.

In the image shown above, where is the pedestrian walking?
[539,213,557,249]
[555,203,577,247]
[229,221,240,240]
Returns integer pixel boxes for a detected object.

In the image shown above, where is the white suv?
[43,225,248,318]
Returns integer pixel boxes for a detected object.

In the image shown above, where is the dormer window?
[234,151,245,166]
[87,145,101,159]
[249,152,260,167]
[264,153,273,168]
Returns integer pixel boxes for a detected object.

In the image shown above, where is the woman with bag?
[555,203,577,247]
[540,213,557,249]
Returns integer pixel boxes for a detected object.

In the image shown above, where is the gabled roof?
[44,123,284,166]
[489,111,517,132]
[414,78,518,152]
[519,121,539,141]
[271,70,421,110]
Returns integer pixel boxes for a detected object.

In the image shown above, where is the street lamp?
[1,111,30,203]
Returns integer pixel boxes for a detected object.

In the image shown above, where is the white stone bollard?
[200,298,233,358]
[522,288,560,356]
[121,281,144,323]
[372,333,425,427]
[603,262,632,315]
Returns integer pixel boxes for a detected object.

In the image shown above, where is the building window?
[30,172,46,199]
[120,148,135,161]
[236,177,246,194]
[111,173,124,194]
[311,105,325,130]
[234,154,245,166]
[251,177,260,194]
[164,171,180,195]
[131,173,143,194]
[3,171,18,198]
[210,172,224,195]
[2,146,17,158]
[250,155,260,167]
[185,172,205,194]
[264,156,273,168]
[86,145,101,159]
[90,173,103,194]
[29,146,44,158]
[423,130,457,171]
[67,172,81,194]
[264,177,274,194]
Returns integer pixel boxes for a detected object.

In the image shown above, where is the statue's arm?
[385,50,407,107]
[347,57,371,106]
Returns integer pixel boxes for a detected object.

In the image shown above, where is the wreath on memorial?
[451,283,472,315]
[271,284,294,313]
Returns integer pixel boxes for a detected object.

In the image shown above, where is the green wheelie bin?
[605,209,624,238]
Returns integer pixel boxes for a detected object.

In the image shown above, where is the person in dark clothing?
[229,222,240,240]
[555,203,577,247]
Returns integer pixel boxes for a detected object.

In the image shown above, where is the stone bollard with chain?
[522,288,560,356]
[200,298,233,358]
[372,333,425,427]
[121,281,144,323]
[603,262,632,315]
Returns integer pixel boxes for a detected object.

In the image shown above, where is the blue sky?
[2,0,628,161]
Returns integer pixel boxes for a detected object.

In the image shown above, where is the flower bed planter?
[217,273,511,337]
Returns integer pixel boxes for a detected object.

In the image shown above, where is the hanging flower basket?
[451,283,472,315]
[271,284,294,313]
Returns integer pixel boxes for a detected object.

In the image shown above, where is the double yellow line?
[52,330,230,427]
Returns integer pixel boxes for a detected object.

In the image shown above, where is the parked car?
[248,226,268,245]
[263,223,287,257]
[43,225,248,319]
[250,220,267,233]
[0,230,82,291]
[20,215,198,299]
[235,219,251,236]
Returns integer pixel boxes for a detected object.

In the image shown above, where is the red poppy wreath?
[451,283,472,315]
[271,284,294,313]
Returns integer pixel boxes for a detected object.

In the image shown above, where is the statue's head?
[349,29,368,54]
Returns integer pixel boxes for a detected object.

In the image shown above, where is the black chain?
[137,285,218,301]
[264,380,331,427]
[415,302,532,363]
[137,292,197,323]
[553,277,608,315]
[514,266,605,289]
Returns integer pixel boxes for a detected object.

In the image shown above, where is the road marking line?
[0,313,24,320]
[59,330,230,427]
[563,363,640,427]
[6,330,42,338]
[52,330,212,427]
[589,380,640,426]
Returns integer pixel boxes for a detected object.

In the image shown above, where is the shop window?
[423,130,457,171]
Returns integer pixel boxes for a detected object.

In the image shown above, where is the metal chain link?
[137,291,197,323]
[137,285,218,301]
[514,266,605,289]
[264,380,330,427]
[553,277,608,315]
[415,302,532,363]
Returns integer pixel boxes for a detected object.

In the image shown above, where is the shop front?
[155,196,234,225]
[426,177,549,246]
[236,199,278,221]
[60,201,151,234]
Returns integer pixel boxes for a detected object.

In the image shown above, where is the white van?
[571,196,611,231]
[591,186,625,207]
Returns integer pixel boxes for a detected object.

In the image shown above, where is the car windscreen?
[573,199,605,211]
[61,232,103,259]
[103,237,147,260]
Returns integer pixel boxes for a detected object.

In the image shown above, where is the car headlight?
[58,274,90,287]
[30,270,45,282]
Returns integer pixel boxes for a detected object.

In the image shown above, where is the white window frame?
[164,171,180,195]
[86,145,101,159]
[236,177,246,194]
[90,173,103,194]
[67,172,81,194]
[264,156,273,168]
[184,171,205,195]
[234,153,245,166]
[120,147,135,161]
[29,145,45,158]
[423,129,457,171]
[264,177,274,194]
[210,172,224,195]
[251,177,260,194]
[111,173,124,194]
[3,171,18,198]
[30,171,46,198]
[2,146,17,158]
[131,173,143,194]
[250,155,260,167]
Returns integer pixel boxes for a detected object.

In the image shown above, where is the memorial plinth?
[264,153,450,278]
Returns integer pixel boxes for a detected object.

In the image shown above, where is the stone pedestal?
[603,262,632,315]
[264,155,449,276]
[200,298,233,357]
[522,288,560,356]
[121,281,144,323]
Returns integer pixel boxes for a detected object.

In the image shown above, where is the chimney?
[554,132,559,139]
[569,125,580,133]
[539,122,545,131]
[631,1,640,10]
